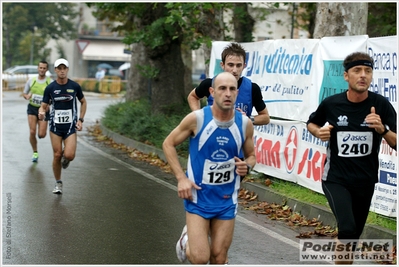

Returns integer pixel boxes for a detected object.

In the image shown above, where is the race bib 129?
[202,158,235,185]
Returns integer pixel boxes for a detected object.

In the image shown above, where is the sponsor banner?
[296,124,327,194]
[317,35,368,103]
[366,36,398,217]
[299,239,394,262]
[371,182,397,217]
[366,36,397,112]
[370,140,398,217]
[253,120,301,183]
[253,120,325,194]
[317,35,369,60]
[211,36,397,217]
[210,40,320,122]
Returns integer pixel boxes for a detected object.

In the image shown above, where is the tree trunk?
[125,15,148,102]
[4,27,12,68]
[233,3,255,42]
[125,42,149,102]
[181,43,194,96]
[149,40,186,114]
[124,3,186,114]
[313,3,368,38]
[198,5,225,77]
[306,4,317,38]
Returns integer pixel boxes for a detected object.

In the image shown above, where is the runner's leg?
[28,114,38,152]
[63,133,77,162]
[37,119,48,139]
[186,212,211,264]
[209,218,235,264]
[50,132,63,181]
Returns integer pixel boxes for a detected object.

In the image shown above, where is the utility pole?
[291,3,296,39]
[30,26,37,65]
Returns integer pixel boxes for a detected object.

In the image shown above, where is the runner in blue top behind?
[163,72,256,264]
[187,42,270,126]
[39,58,87,194]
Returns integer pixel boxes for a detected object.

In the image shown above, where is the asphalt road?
[2,90,363,265]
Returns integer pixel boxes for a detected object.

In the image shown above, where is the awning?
[82,41,131,62]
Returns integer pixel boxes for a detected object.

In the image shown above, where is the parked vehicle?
[2,65,52,90]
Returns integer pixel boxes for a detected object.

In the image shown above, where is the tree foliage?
[2,3,79,68]
[87,3,232,114]
[230,3,255,42]
[296,3,317,38]
[88,3,231,54]
[367,3,397,37]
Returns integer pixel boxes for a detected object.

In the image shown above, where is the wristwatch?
[79,118,84,123]
[381,124,389,136]
[250,116,255,124]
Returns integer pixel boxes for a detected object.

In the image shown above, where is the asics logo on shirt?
[210,163,232,171]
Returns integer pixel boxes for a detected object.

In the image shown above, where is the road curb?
[99,122,396,243]
[99,123,188,168]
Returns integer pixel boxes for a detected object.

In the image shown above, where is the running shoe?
[61,156,70,169]
[176,225,188,262]
[53,181,63,194]
[32,152,39,162]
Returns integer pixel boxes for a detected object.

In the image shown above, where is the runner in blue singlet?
[163,72,256,264]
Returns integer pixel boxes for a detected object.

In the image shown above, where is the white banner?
[317,35,368,104]
[210,40,320,122]
[253,120,325,194]
[367,36,397,112]
[367,36,398,217]
[210,36,397,217]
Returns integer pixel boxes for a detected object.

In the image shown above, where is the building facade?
[47,3,130,79]
[46,3,306,80]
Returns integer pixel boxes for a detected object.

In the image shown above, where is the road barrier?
[2,74,29,91]
[99,76,121,93]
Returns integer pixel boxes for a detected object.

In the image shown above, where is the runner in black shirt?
[39,58,87,194]
[307,51,396,264]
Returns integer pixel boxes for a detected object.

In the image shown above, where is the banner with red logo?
[253,120,325,194]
